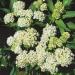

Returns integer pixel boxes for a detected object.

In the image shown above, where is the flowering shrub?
[0,0,75,75]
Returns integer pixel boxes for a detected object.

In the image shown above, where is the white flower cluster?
[40,3,47,11]
[40,24,56,47]
[7,28,39,53]
[23,28,39,48]
[13,1,25,12]
[40,53,58,74]
[4,13,14,24]
[17,17,32,27]
[55,47,74,67]
[28,50,37,67]
[33,11,45,22]
[16,50,38,68]
[4,1,46,27]
[16,50,28,68]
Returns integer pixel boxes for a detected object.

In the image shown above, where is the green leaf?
[67,22,75,30]
[0,8,10,13]
[63,0,72,6]
[47,0,54,12]
[10,66,18,75]
[66,43,75,49]
[55,19,70,34]
[63,11,75,19]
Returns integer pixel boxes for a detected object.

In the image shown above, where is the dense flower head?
[16,50,28,68]
[17,17,32,27]
[16,9,33,19]
[33,11,45,22]
[23,28,39,48]
[4,13,14,24]
[28,50,37,67]
[55,47,74,67]
[40,3,47,11]
[13,1,25,12]
[41,53,58,74]
[7,36,14,46]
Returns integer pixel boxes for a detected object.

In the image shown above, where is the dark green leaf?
[67,22,75,30]
[63,0,72,6]
[0,8,10,13]
[10,66,18,75]
[63,11,75,19]
[47,0,54,12]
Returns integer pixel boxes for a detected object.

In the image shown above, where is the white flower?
[25,9,33,19]
[43,24,56,37]
[39,24,56,48]
[14,30,25,42]
[13,1,25,12]
[41,53,58,74]
[40,3,47,11]
[17,17,32,27]
[11,45,22,54]
[7,36,14,46]
[55,47,74,67]
[16,50,28,68]
[28,50,37,67]
[16,9,33,19]
[36,44,47,66]
[33,11,45,22]
[23,28,39,48]
[16,9,26,17]
[4,13,14,24]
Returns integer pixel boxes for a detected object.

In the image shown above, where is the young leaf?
[67,22,75,30]
[63,11,75,19]
[55,19,70,34]
[47,0,54,12]
[63,0,72,7]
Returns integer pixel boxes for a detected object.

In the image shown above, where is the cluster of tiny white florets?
[55,47,74,67]
[13,1,25,12]
[36,24,56,67]
[33,11,45,22]
[28,50,37,67]
[40,3,47,11]
[23,28,39,48]
[4,13,14,24]
[16,9,33,19]
[17,17,32,27]
[16,50,28,68]
[40,24,56,47]
[40,53,58,74]
[7,28,39,53]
